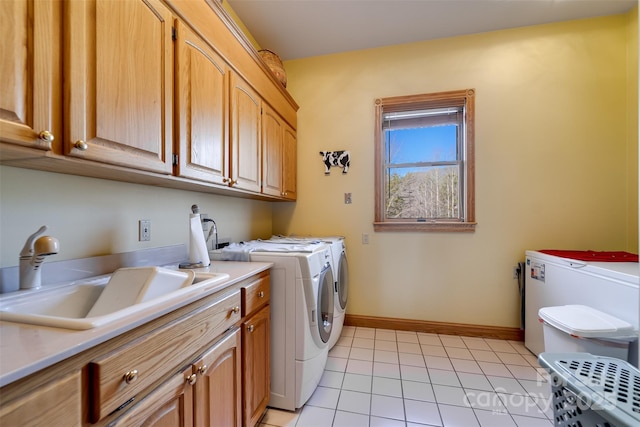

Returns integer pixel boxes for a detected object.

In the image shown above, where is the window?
[374,89,475,232]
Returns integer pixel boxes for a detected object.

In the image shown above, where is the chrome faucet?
[19,226,60,290]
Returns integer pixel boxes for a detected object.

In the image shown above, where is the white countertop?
[0,261,272,387]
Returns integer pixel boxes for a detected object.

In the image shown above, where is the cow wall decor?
[320,150,350,174]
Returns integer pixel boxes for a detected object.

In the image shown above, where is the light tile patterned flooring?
[259,326,553,427]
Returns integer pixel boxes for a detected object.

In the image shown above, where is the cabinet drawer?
[0,371,81,427]
[241,276,270,317]
[88,290,241,422]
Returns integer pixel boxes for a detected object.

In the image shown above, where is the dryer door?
[318,263,334,343]
[337,251,349,310]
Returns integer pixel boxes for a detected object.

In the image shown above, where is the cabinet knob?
[38,130,54,142]
[123,370,139,384]
[223,178,237,186]
[231,306,240,314]
[258,291,264,298]
[248,325,255,332]
[198,365,208,375]
[186,373,197,385]
[74,140,88,151]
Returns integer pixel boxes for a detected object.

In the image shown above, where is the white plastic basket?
[539,352,640,427]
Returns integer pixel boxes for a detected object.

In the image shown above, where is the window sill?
[373,222,477,232]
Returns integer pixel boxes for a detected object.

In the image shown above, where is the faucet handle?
[34,236,60,257]
[19,226,48,257]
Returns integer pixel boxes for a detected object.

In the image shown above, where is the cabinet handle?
[123,370,138,384]
[222,178,237,186]
[74,140,88,151]
[38,130,54,142]
[198,365,208,375]
[258,291,264,298]
[231,306,240,314]
[248,325,255,332]
[186,373,197,385]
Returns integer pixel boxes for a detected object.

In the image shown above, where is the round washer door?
[337,251,348,310]
[318,263,335,343]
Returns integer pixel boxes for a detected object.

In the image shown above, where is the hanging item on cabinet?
[320,151,350,174]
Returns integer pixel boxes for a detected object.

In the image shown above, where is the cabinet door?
[194,327,242,427]
[242,305,270,427]
[282,124,297,200]
[230,73,261,193]
[110,366,194,427]
[175,20,229,185]
[0,371,81,427]
[0,0,61,151]
[261,104,283,198]
[64,0,173,174]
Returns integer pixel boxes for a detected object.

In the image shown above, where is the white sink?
[0,271,230,330]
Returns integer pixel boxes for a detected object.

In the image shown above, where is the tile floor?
[259,326,554,427]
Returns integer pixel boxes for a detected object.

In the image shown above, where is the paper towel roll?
[188,214,210,266]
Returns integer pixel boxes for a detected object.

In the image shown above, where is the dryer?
[221,240,334,410]
[270,235,349,349]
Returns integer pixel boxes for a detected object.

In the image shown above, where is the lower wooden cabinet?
[113,327,242,427]
[110,366,194,427]
[0,370,82,427]
[0,271,271,427]
[242,305,270,427]
[193,328,242,427]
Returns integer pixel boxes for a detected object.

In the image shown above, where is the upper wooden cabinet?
[230,73,262,194]
[282,124,297,201]
[175,20,230,184]
[64,0,174,174]
[0,0,62,152]
[261,104,283,198]
[1,0,298,200]
[262,103,297,200]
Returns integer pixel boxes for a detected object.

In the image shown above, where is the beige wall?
[1,11,636,331]
[628,7,639,253]
[0,166,273,267]
[273,13,638,328]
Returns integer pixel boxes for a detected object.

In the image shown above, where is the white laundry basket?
[538,305,637,361]
[538,352,640,427]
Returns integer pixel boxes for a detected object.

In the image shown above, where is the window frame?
[374,89,476,232]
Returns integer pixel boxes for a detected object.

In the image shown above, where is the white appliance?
[524,250,639,364]
[226,240,334,410]
[270,236,349,349]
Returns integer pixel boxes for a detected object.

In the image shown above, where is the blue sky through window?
[386,125,457,164]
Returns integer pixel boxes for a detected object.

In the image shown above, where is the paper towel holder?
[179,204,211,269]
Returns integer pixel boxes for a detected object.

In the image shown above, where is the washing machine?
[220,240,334,410]
[270,236,349,349]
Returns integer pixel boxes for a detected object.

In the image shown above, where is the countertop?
[0,260,272,388]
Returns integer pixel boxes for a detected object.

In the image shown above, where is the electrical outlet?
[362,233,369,244]
[513,265,519,279]
[139,220,151,241]
[344,193,352,204]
